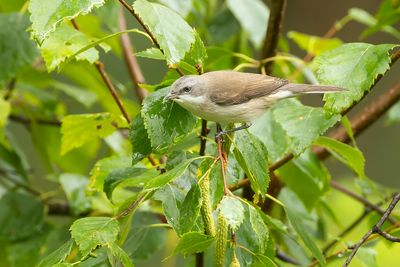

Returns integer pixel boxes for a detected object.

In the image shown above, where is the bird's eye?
[182,86,191,93]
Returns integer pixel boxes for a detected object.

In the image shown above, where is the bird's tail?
[281,83,344,95]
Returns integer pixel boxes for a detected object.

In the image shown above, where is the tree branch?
[344,192,400,266]
[261,0,286,74]
[118,7,148,103]
[4,78,16,100]
[9,114,62,126]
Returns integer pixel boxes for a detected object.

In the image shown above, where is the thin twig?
[115,192,148,220]
[0,169,40,196]
[95,62,131,123]
[276,248,300,265]
[330,180,397,224]
[9,114,62,126]
[118,7,148,103]
[344,192,400,266]
[261,0,286,74]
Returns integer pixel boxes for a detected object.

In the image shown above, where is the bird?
[164,70,343,136]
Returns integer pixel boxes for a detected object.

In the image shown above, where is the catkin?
[216,212,228,267]
[199,174,216,236]
[229,250,240,267]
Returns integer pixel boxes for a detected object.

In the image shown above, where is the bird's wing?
[204,71,288,106]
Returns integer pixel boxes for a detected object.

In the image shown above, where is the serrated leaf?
[141,87,197,153]
[136,47,165,60]
[173,232,214,256]
[273,99,341,155]
[59,173,91,215]
[108,243,134,267]
[226,0,269,48]
[219,196,245,231]
[314,136,366,178]
[37,240,73,267]
[179,183,202,233]
[252,254,278,267]
[287,31,342,56]
[189,31,207,65]
[29,0,105,42]
[279,188,325,266]
[315,43,398,114]
[133,0,195,65]
[40,23,100,72]
[0,13,38,84]
[130,115,152,165]
[70,217,119,257]
[61,112,127,155]
[158,0,193,18]
[0,98,11,127]
[233,130,269,202]
[279,151,330,210]
[145,157,200,190]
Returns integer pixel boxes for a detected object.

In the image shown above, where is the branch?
[261,0,286,74]
[314,80,400,159]
[330,180,397,224]
[95,62,131,123]
[9,114,62,126]
[4,78,16,100]
[344,192,400,266]
[118,7,148,103]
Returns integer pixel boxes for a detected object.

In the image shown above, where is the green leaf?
[356,247,378,267]
[37,240,73,267]
[29,0,105,42]
[279,151,330,210]
[0,0,26,12]
[0,192,44,241]
[287,31,342,55]
[226,0,269,48]
[40,23,100,72]
[123,211,167,260]
[387,100,400,125]
[0,13,38,84]
[59,173,92,215]
[88,155,131,192]
[104,167,158,199]
[141,87,197,154]
[158,0,193,18]
[173,232,214,256]
[130,115,152,165]
[189,31,208,65]
[70,217,119,257]
[233,130,269,202]
[145,157,200,190]
[52,81,97,108]
[252,254,278,267]
[133,0,195,65]
[219,196,245,231]
[136,47,165,60]
[0,98,11,127]
[314,136,366,178]
[108,243,134,267]
[179,183,202,233]
[273,99,341,155]
[315,43,398,114]
[279,188,325,266]
[61,112,127,155]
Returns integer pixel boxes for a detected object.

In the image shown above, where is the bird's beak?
[163,91,178,102]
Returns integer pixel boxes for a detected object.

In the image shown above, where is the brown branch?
[344,192,400,266]
[261,0,286,74]
[9,114,62,126]
[314,81,400,159]
[95,62,131,123]
[118,7,148,103]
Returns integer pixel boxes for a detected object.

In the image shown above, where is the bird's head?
[163,75,206,105]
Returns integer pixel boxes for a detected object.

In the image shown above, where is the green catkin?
[216,213,228,267]
[199,174,216,236]
[229,250,240,267]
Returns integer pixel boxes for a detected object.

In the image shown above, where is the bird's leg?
[215,123,230,195]
[215,123,252,139]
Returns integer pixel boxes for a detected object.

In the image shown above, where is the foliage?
[0,0,399,266]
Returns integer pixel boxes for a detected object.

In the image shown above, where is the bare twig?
[95,62,131,123]
[261,0,286,74]
[4,78,16,100]
[276,248,300,265]
[9,114,62,126]
[115,192,148,220]
[330,180,397,224]
[118,7,148,103]
[344,192,400,266]
[0,169,40,196]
